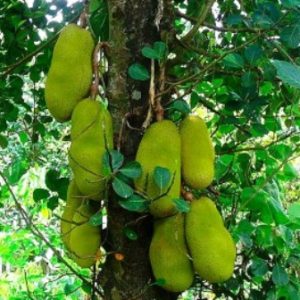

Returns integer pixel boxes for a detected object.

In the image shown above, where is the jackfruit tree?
[0,1,300,300]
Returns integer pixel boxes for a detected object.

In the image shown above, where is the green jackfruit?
[69,99,113,200]
[135,120,181,218]
[149,214,193,292]
[185,197,236,283]
[69,201,101,268]
[45,24,94,122]
[60,180,82,250]
[180,115,215,189]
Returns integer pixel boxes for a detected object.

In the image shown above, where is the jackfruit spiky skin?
[180,115,215,189]
[185,197,236,283]
[135,120,181,218]
[69,99,113,200]
[149,214,194,292]
[60,180,82,250]
[45,24,94,122]
[69,201,101,268]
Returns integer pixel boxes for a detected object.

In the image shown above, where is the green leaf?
[272,264,289,286]
[57,177,69,200]
[119,194,149,212]
[154,278,167,287]
[173,198,190,213]
[123,227,138,240]
[81,282,92,295]
[0,134,8,149]
[244,44,263,65]
[241,72,257,88]
[33,189,50,202]
[112,177,134,198]
[153,166,171,191]
[89,0,109,41]
[169,99,191,114]
[7,159,28,185]
[280,23,300,48]
[141,46,160,60]
[153,41,167,59]
[223,53,245,69]
[250,257,269,276]
[271,60,300,89]
[282,0,300,7]
[119,161,142,179]
[103,150,124,172]
[47,196,59,210]
[45,169,60,191]
[64,283,74,295]
[89,211,103,226]
[128,63,150,81]
[288,202,300,222]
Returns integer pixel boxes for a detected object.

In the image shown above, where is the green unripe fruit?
[135,120,181,218]
[69,99,113,200]
[45,24,94,122]
[60,180,82,250]
[180,115,215,189]
[149,214,194,292]
[69,201,101,268]
[185,197,236,283]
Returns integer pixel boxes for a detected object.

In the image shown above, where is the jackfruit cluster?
[134,115,235,292]
[44,23,114,268]
[45,24,94,122]
[45,25,235,286]
[60,98,113,267]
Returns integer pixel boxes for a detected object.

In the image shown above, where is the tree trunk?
[99,1,177,299]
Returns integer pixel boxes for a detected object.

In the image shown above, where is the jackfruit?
[69,200,101,268]
[45,24,94,122]
[60,180,82,250]
[185,197,236,283]
[180,115,215,189]
[135,120,181,218]
[69,99,113,200]
[149,214,193,292]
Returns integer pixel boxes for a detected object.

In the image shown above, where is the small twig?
[24,270,35,300]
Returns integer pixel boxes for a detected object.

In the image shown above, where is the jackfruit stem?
[155,64,165,121]
[142,59,156,129]
[181,186,194,202]
[91,42,109,100]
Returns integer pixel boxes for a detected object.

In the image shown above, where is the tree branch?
[176,10,266,33]
[181,0,215,42]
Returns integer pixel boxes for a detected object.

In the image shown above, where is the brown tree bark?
[99,1,177,299]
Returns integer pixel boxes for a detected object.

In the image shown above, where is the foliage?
[0,0,299,299]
